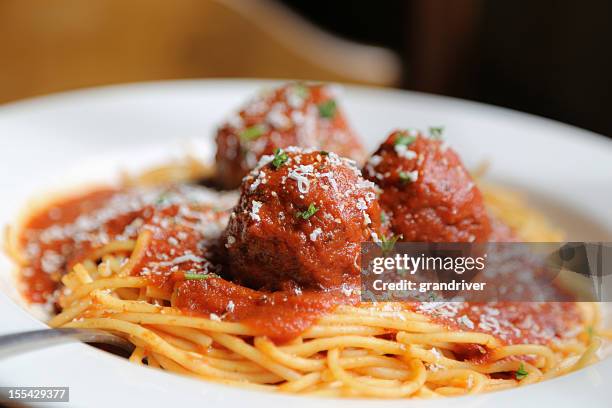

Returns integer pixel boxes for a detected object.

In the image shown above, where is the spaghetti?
[5,80,608,399]
[6,172,607,399]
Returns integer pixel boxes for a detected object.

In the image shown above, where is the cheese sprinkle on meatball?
[215,83,365,189]
[224,147,383,290]
[363,130,491,243]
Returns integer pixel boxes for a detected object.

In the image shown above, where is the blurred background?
[0,0,610,136]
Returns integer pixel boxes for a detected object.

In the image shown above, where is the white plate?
[0,79,611,408]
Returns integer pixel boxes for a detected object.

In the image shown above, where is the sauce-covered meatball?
[215,83,365,189]
[363,130,491,242]
[223,147,383,290]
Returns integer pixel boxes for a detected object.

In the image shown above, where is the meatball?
[223,147,383,290]
[215,83,365,189]
[363,130,491,242]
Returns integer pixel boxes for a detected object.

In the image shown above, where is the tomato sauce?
[174,278,358,342]
[18,188,118,302]
[15,185,582,349]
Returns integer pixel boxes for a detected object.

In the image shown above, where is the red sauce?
[16,185,582,349]
[17,185,229,303]
[416,302,580,345]
[424,302,582,363]
[19,188,118,302]
[174,278,358,342]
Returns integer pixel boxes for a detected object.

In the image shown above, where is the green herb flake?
[515,363,529,380]
[587,326,594,340]
[272,148,289,169]
[240,124,266,142]
[398,171,417,184]
[429,126,445,140]
[380,211,387,224]
[155,192,170,205]
[296,203,318,220]
[320,150,329,156]
[294,83,310,99]
[184,273,217,281]
[394,131,417,147]
[318,100,337,119]
[380,234,400,254]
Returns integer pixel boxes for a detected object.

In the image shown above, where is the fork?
[0,328,134,359]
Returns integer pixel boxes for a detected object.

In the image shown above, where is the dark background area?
[282,0,612,137]
[0,0,609,138]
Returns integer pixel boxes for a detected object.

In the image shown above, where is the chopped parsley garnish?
[380,234,400,254]
[155,192,170,205]
[320,150,329,156]
[429,126,445,140]
[272,148,289,169]
[587,326,594,340]
[294,83,310,99]
[515,363,529,380]
[240,124,265,142]
[399,171,416,184]
[318,100,337,119]
[184,273,217,280]
[394,131,417,147]
[296,203,318,220]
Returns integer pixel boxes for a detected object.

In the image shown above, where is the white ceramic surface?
[0,80,611,408]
